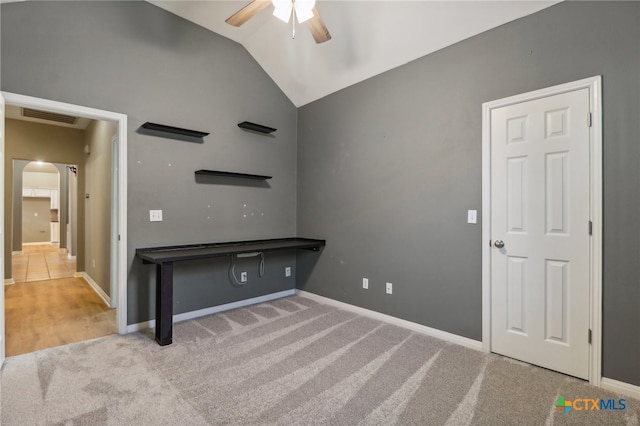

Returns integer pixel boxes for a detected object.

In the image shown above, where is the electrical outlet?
[240,272,248,283]
[386,282,393,294]
[363,278,369,289]
[149,210,163,222]
[285,267,292,277]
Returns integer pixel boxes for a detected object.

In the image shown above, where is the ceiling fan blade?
[225,0,271,27]
[306,7,331,44]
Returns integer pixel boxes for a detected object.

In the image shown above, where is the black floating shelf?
[142,122,209,138]
[195,170,272,180]
[238,121,277,134]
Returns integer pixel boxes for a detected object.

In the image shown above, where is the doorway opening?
[21,161,61,249]
[1,92,128,360]
[15,160,76,281]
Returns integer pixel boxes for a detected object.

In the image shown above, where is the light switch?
[149,210,163,222]
[467,210,477,224]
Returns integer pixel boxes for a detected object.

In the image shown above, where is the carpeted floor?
[1,295,638,425]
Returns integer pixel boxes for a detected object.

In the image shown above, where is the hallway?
[5,245,116,356]
[11,244,76,283]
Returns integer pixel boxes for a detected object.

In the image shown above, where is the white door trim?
[1,92,6,366]
[110,135,119,309]
[481,76,602,386]
[1,91,128,336]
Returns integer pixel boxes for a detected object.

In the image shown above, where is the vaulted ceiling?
[150,1,558,107]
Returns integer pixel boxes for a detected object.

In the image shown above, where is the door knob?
[494,240,505,249]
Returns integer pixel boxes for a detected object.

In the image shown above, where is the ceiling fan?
[226,0,332,44]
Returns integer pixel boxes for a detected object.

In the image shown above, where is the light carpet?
[1,295,638,425]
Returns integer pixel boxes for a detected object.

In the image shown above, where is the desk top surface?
[136,237,325,264]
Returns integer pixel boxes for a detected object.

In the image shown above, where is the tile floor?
[11,243,76,283]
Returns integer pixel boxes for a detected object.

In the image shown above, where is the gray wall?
[1,1,298,324]
[22,198,51,243]
[297,1,640,386]
[69,168,78,258]
[55,163,69,251]
[11,160,27,252]
[84,120,116,296]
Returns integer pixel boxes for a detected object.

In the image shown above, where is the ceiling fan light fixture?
[226,0,330,43]
[272,0,316,24]
[294,0,316,24]
[272,0,293,23]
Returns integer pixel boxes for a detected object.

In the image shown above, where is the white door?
[490,88,591,379]
[0,93,5,366]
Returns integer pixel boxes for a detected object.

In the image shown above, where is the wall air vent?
[22,108,78,125]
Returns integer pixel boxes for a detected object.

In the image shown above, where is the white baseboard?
[296,290,483,351]
[601,377,640,401]
[12,251,23,255]
[74,272,83,278]
[79,272,111,307]
[22,241,50,246]
[68,254,76,260]
[4,278,15,286]
[126,289,297,333]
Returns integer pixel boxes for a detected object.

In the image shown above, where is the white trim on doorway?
[481,76,603,386]
[1,91,128,336]
[110,135,119,310]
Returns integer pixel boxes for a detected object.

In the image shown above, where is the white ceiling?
[150,1,558,107]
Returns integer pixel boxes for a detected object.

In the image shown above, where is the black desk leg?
[155,262,174,346]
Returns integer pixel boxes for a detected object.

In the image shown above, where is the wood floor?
[6,244,116,356]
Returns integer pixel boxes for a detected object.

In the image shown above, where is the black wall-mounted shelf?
[238,121,277,134]
[137,237,325,264]
[142,122,209,138]
[195,169,272,180]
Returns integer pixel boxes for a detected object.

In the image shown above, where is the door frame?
[481,76,602,386]
[2,91,128,336]
[110,135,119,309]
[1,93,5,364]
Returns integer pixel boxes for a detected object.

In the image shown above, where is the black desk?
[136,237,326,346]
